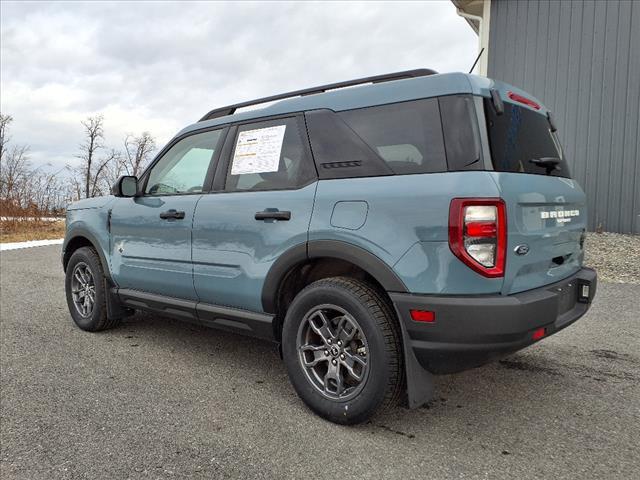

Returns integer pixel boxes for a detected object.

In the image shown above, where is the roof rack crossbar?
[198,68,438,122]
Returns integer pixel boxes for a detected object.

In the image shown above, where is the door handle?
[159,209,186,220]
[255,210,291,221]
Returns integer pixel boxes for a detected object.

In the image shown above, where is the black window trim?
[139,126,229,197]
[211,112,318,194]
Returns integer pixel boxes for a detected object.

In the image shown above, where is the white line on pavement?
[0,239,64,251]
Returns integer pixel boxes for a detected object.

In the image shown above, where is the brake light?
[507,91,541,110]
[449,198,507,278]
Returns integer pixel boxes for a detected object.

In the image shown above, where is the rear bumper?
[390,267,597,374]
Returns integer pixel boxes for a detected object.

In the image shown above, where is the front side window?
[338,98,447,174]
[225,117,315,191]
[145,129,222,195]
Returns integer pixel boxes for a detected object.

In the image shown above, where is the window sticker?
[230,125,287,175]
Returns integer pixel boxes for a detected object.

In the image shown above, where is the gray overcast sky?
[0,0,478,171]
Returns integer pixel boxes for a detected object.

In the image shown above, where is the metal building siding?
[487,0,640,233]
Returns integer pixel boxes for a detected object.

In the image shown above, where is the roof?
[179,72,477,137]
[176,71,548,138]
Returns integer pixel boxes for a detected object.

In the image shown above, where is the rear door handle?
[159,209,186,220]
[255,210,291,221]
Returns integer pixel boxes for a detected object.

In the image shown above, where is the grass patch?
[0,220,66,243]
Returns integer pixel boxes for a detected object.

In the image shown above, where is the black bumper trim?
[390,267,597,374]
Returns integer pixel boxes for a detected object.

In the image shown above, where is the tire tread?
[296,276,404,411]
[67,247,121,331]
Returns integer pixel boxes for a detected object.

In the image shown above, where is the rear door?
[483,96,587,295]
[192,115,317,313]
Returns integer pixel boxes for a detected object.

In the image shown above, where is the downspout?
[456,0,491,76]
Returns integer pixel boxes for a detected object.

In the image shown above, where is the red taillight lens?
[465,221,497,237]
[507,91,541,110]
[448,198,506,278]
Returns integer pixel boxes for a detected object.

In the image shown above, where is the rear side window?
[484,99,570,178]
[439,95,482,170]
[225,117,315,191]
[338,99,447,174]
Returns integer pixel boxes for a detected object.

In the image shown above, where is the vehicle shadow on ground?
[113,309,636,440]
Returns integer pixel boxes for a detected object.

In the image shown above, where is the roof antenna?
[468,47,485,74]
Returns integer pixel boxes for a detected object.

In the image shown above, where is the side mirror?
[112,175,138,197]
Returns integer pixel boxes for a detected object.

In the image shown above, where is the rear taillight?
[449,198,506,278]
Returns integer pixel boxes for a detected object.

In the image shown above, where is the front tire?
[65,246,120,332]
[282,277,403,424]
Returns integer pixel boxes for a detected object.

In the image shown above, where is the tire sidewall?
[65,247,105,331]
[282,281,393,424]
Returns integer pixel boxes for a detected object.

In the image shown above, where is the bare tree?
[0,113,13,163]
[1,113,78,220]
[77,115,105,198]
[0,113,31,213]
[90,148,121,197]
[66,166,84,202]
[124,131,156,177]
[0,145,30,201]
[102,151,127,191]
[73,115,126,198]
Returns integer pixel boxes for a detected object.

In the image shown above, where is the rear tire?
[282,277,403,424]
[65,246,120,332]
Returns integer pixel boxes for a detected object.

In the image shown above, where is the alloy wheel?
[296,304,370,401]
[71,262,96,318]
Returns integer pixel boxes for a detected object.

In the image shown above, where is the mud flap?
[106,282,133,320]
[395,306,435,408]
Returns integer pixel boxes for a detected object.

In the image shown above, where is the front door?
[110,128,225,300]
[192,115,317,312]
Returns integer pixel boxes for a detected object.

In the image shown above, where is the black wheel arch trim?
[63,227,113,283]
[261,240,408,314]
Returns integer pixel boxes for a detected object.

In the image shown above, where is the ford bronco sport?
[63,69,597,424]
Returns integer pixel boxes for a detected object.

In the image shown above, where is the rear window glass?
[484,99,570,178]
[338,99,447,174]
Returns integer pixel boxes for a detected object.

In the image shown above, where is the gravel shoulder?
[1,245,639,480]
[584,232,640,284]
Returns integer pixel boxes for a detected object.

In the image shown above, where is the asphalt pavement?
[1,245,639,479]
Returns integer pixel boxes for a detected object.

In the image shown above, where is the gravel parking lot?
[1,245,639,479]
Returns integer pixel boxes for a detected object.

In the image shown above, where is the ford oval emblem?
[514,244,530,256]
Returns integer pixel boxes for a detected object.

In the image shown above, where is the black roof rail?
[198,68,438,122]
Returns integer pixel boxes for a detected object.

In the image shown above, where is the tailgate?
[491,172,587,295]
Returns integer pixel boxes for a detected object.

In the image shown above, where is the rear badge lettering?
[540,209,580,224]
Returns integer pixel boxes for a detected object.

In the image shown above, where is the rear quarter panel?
[309,171,504,295]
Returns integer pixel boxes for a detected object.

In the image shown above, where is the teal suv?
[63,69,597,424]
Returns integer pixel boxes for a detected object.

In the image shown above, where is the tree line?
[0,112,156,219]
